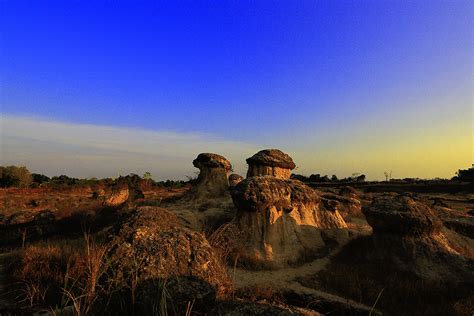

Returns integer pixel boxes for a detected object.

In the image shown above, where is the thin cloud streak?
[0,114,260,180]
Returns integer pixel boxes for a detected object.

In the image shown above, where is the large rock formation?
[166,153,236,231]
[231,176,347,267]
[191,153,232,200]
[246,149,296,179]
[106,206,231,311]
[307,194,474,315]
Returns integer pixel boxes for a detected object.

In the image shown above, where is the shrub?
[0,166,33,188]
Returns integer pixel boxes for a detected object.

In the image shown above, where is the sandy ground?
[231,244,375,312]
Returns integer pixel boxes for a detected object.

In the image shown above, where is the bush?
[32,173,50,185]
[0,166,33,188]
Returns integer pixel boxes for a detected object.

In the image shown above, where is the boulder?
[231,176,347,267]
[246,149,296,179]
[363,195,443,236]
[107,206,231,297]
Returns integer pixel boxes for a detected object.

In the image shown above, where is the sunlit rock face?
[246,149,296,179]
[231,176,348,268]
[228,173,244,187]
[103,185,130,207]
[192,153,232,200]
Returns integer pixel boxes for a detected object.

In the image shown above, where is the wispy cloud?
[0,114,260,179]
[1,113,470,180]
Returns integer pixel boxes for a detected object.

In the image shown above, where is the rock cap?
[193,153,232,171]
[246,149,296,170]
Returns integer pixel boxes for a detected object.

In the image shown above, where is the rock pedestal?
[246,149,296,179]
[192,153,232,200]
[231,176,347,267]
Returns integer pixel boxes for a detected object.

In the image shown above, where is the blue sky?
[1,1,472,179]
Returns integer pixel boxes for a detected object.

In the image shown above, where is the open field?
[0,155,473,316]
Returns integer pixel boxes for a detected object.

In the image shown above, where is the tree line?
[0,166,189,189]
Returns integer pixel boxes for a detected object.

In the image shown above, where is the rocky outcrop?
[164,153,237,232]
[313,195,474,315]
[107,206,231,298]
[363,194,442,236]
[246,149,296,179]
[229,174,244,187]
[191,153,232,201]
[338,186,359,198]
[103,186,130,207]
[322,193,363,219]
[231,176,347,267]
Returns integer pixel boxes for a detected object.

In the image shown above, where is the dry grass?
[207,223,244,266]
[8,233,109,314]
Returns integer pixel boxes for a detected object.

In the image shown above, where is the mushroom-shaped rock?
[246,149,296,179]
[363,195,443,236]
[192,153,232,199]
[107,206,231,302]
[231,176,347,267]
[228,174,244,187]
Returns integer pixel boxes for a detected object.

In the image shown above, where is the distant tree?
[0,166,33,188]
[455,166,474,183]
[291,174,309,182]
[143,172,152,180]
[320,175,330,182]
[32,173,50,185]
[356,174,366,182]
[331,175,338,182]
[51,175,79,186]
[384,171,392,182]
[309,174,321,182]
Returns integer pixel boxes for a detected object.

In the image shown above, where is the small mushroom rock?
[192,153,232,199]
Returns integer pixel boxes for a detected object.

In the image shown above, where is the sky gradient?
[1,1,472,180]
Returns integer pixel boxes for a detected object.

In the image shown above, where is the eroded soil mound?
[300,194,474,316]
